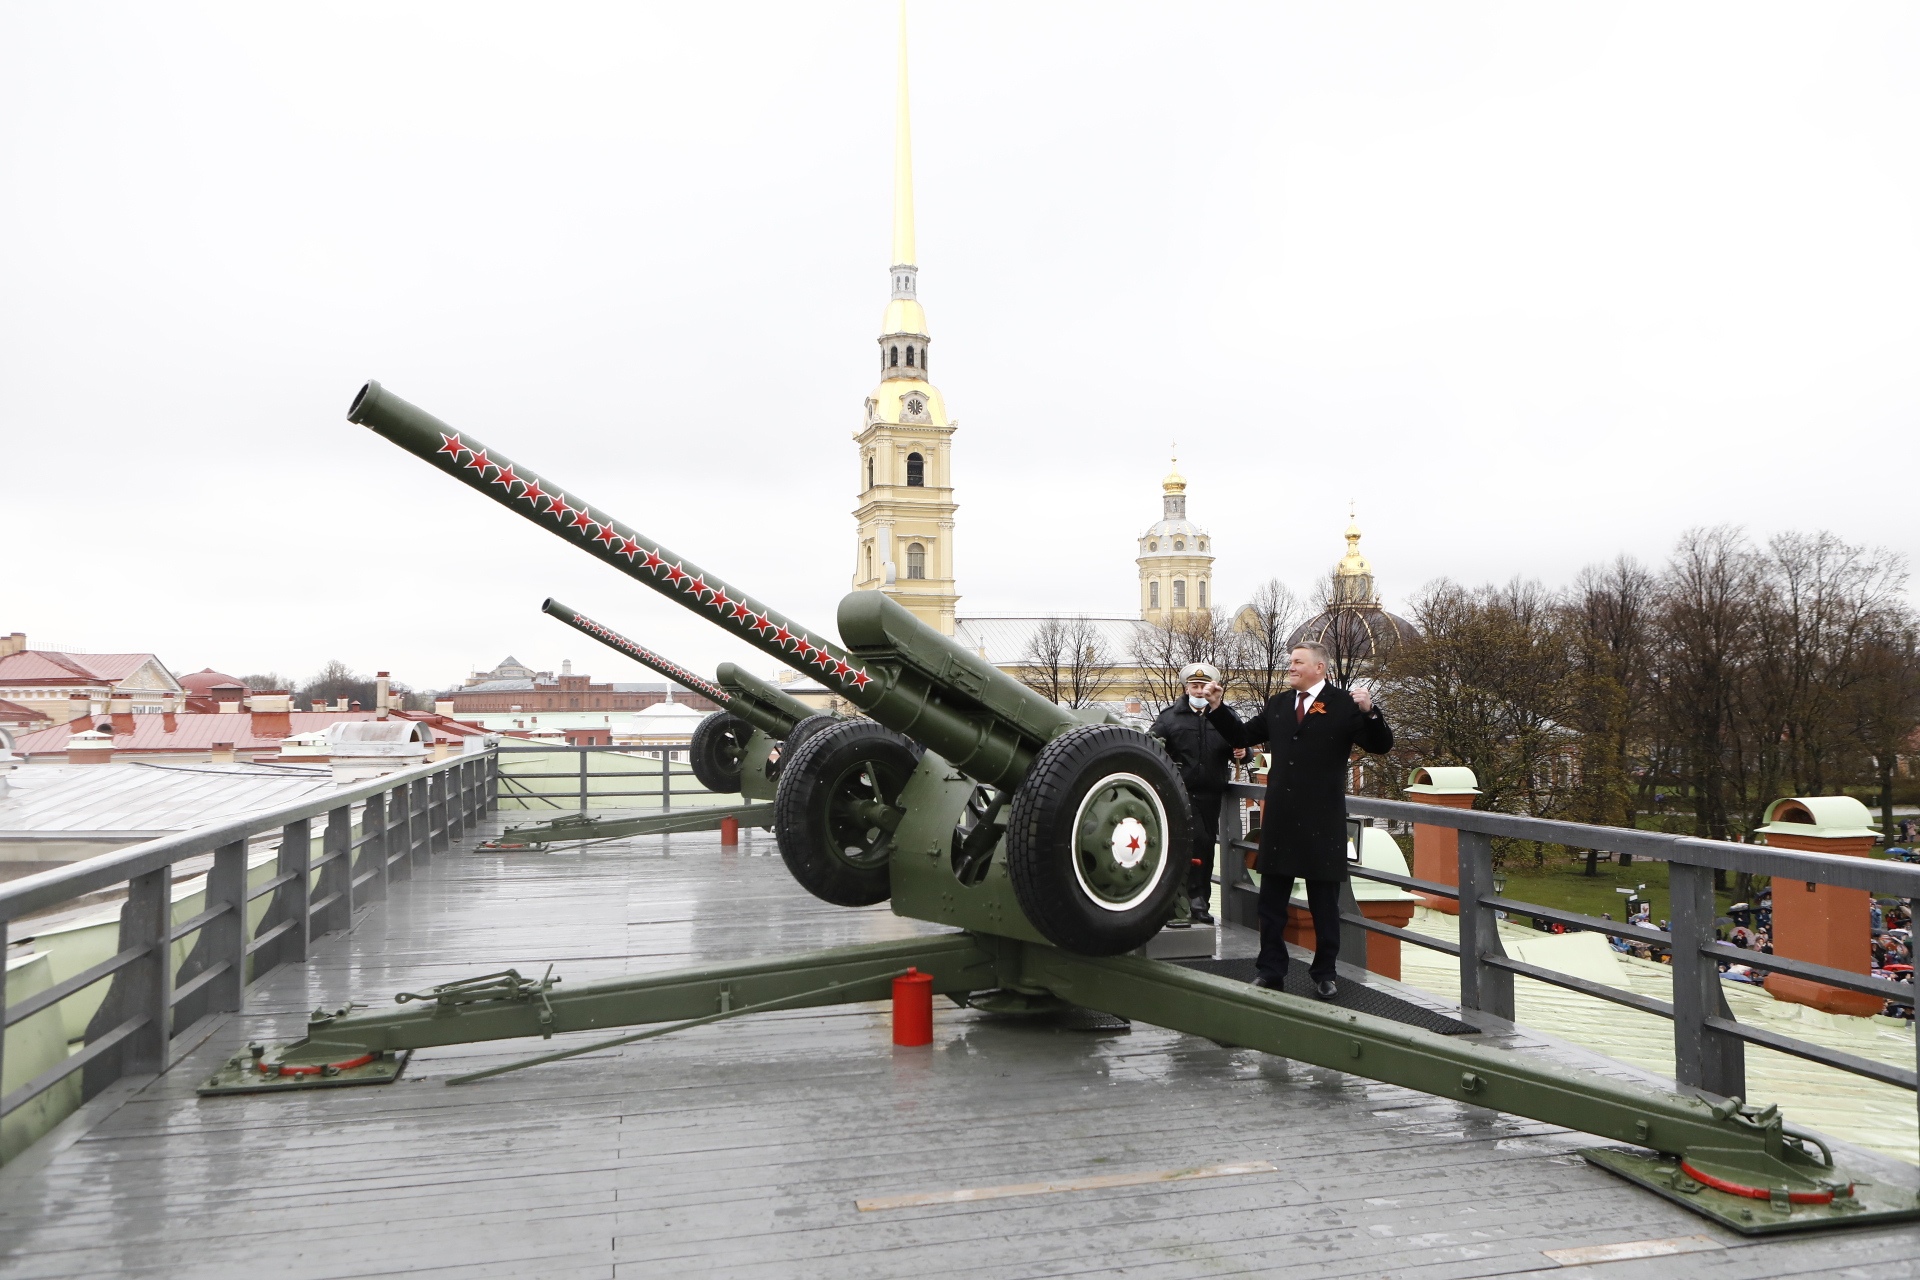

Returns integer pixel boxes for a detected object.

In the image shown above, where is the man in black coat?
[1148,661,1246,926]
[1202,640,1393,997]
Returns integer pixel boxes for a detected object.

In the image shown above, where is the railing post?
[487,751,499,814]
[662,750,672,814]
[358,788,389,903]
[0,917,10,1105]
[252,818,310,979]
[173,837,248,1029]
[387,780,413,883]
[448,761,466,842]
[82,867,171,1099]
[430,770,448,853]
[578,748,589,811]
[316,804,352,936]
[1670,860,1744,1098]
[1457,830,1514,1020]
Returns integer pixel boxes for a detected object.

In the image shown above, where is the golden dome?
[1336,517,1372,579]
[1162,456,1186,494]
[881,297,928,337]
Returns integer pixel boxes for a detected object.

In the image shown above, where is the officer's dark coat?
[1147,699,1235,798]
[1206,686,1393,881]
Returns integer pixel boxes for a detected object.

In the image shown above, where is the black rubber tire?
[689,711,754,793]
[1004,724,1193,956]
[768,712,838,779]
[773,718,918,907]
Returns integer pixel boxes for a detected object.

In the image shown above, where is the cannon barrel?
[541,598,806,740]
[350,382,1083,790]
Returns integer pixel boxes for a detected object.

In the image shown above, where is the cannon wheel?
[773,719,917,907]
[1004,724,1192,955]
[688,712,754,794]
[768,713,837,780]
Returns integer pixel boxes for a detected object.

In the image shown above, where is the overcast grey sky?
[4,3,1915,691]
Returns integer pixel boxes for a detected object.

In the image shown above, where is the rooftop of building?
[9,710,490,758]
[0,759,335,839]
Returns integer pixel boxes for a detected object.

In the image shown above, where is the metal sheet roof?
[0,761,334,837]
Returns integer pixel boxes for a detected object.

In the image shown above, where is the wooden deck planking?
[0,826,1915,1278]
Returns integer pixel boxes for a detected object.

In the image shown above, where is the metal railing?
[494,742,729,812]
[0,749,498,1138]
[1219,783,1920,1126]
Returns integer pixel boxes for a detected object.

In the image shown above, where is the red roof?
[11,710,491,758]
[0,649,166,686]
[0,698,45,725]
[177,668,248,699]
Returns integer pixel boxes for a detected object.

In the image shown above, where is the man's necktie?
[1295,691,1308,724]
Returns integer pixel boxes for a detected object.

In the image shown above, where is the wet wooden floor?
[2,821,1917,1278]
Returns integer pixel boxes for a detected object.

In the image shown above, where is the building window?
[906,345,915,367]
[890,345,899,367]
[1199,538,1208,551]
[1174,539,1185,551]
[866,456,874,488]
[1149,540,1157,551]
[1149,581,1160,608]
[906,543,926,579]
[906,452,925,486]
[1199,580,1207,607]
[1173,580,1186,608]
[865,545,873,579]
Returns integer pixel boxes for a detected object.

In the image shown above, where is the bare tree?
[1225,578,1304,710]
[1654,527,1761,843]
[1017,617,1118,709]
[241,672,296,692]
[1852,607,1920,840]
[297,659,380,711]
[1562,557,1657,831]
[1130,611,1227,711]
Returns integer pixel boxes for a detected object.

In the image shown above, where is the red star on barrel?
[849,669,873,690]
[793,637,815,660]
[707,586,731,612]
[491,464,520,491]
[464,448,493,475]
[730,603,752,622]
[641,550,663,572]
[772,625,793,646]
[569,509,596,534]
[664,563,688,587]
[519,478,547,506]
[617,537,641,560]
[685,574,709,598]
[811,647,836,669]
[830,659,851,678]
[546,495,573,522]
[594,524,619,547]
[747,613,771,634]
[437,432,465,460]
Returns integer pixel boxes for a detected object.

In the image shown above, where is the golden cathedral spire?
[892,0,915,269]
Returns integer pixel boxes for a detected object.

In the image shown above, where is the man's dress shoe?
[1313,977,1338,1000]
[1250,974,1282,990]
[1189,900,1215,925]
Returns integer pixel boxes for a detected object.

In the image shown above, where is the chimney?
[162,709,178,732]
[211,741,236,764]
[249,692,292,739]
[67,727,114,765]
[434,699,454,716]
[66,691,90,725]
[109,694,134,734]
[334,697,349,712]
[561,659,572,676]
[0,632,24,658]
[213,682,245,714]
[375,672,391,719]
[312,700,327,712]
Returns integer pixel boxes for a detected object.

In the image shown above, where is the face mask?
[1187,695,1208,711]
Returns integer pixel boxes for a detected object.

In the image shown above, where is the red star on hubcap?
[641,550,663,572]
[437,432,465,460]
[463,448,493,475]
[1127,834,1142,852]
[569,509,596,533]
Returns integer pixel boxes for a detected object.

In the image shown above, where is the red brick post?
[1405,766,1480,915]
[1757,796,1885,1018]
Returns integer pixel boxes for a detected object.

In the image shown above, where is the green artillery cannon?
[482,600,840,850]
[197,382,1918,1236]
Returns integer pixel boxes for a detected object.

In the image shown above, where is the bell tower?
[851,2,959,635]
[1136,457,1215,625]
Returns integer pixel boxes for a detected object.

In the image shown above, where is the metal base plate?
[1134,924,1215,960]
[1583,1147,1920,1235]
[197,1046,410,1096]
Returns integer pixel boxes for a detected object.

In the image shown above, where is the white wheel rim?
[1069,771,1170,913]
